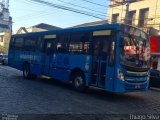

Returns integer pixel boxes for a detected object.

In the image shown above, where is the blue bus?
[8,24,150,93]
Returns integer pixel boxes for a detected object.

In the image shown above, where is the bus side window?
[14,38,24,50]
[36,37,43,52]
[57,43,67,53]
[109,41,115,66]
[24,37,37,51]
[80,36,90,54]
[57,33,69,54]
[69,32,90,54]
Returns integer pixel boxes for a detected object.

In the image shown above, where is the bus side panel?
[51,68,70,82]
[69,54,91,85]
[9,50,43,76]
[8,51,15,68]
[50,54,70,81]
[9,50,25,71]
[29,51,43,76]
[50,54,91,84]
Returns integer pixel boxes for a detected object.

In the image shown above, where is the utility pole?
[124,0,129,24]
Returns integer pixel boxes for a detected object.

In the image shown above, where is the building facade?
[107,0,160,35]
[0,0,12,53]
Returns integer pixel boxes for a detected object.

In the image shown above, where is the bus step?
[90,85,105,89]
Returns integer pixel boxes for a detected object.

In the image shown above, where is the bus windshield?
[120,26,150,69]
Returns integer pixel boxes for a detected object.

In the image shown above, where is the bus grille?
[125,76,147,84]
[124,73,148,91]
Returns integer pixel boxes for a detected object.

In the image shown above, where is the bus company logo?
[20,55,39,61]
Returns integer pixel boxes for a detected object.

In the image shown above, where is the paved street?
[0,65,160,119]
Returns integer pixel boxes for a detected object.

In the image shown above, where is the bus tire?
[72,72,86,92]
[23,63,31,79]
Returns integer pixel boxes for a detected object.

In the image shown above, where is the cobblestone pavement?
[0,65,160,119]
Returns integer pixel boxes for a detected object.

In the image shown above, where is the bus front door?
[43,39,56,75]
[91,36,109,88]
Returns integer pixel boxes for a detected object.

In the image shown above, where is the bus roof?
[12,23,122,38]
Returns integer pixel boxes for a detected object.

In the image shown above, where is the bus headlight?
[117,69,124,81]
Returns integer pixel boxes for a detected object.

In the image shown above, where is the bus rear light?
[117,69,124,81]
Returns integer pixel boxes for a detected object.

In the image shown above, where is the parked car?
[0,54,8,65]
[149,69,160,88]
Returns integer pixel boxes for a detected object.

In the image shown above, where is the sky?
[10,0,109,33]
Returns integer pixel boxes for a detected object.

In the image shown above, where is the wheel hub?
[75,76,83,87]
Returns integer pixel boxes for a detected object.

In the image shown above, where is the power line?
[25,0,112,16]
[28,0,106,17]
[15,12,56,22]
[81,0,107,8]
[14,11,50,20]
[27,0,106,20]
[56,0,107,15]
[13,0,110,22]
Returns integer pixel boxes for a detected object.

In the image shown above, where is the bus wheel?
[72,72,86,92]
[23,64,31,79]
[23,64,37,79]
